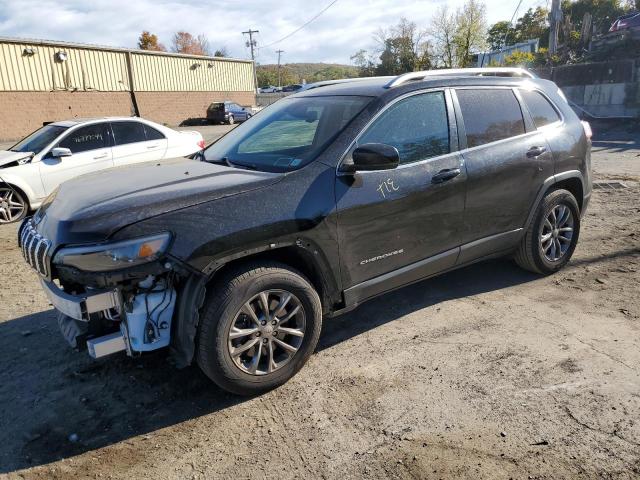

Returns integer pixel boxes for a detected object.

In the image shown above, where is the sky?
[0,0,546,65]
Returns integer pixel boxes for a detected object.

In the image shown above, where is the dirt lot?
[0,124,639,479]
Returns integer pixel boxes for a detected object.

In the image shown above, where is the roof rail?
[385,67,536,88]
[300,76,394,91]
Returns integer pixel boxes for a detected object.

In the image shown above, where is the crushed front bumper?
[40,279,120,322]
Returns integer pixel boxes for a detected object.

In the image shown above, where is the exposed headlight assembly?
[53,233,171,272]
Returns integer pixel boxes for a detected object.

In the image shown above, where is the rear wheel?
[228,115,235,125]
[515,188,580,274]
[0,186,27,224]
[197,263,322,395]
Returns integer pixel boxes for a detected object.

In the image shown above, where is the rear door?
[336,90,466,298]
[453,87,554,261]
[110,121,168,166]
[39,122,113,195]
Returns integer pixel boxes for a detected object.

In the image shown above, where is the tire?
[228,115,235,125]
[0,185,28,224]
[197,262,322,396]
[515,188,580,275]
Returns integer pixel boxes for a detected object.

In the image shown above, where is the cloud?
[0,0,521,64]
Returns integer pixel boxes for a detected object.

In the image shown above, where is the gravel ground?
[0,124,638,479]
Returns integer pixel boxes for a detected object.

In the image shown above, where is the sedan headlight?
[53,233,171,272]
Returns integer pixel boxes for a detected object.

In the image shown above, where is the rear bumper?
[40,279,120,321]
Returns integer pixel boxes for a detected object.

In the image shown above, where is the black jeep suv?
[20,69,592,395]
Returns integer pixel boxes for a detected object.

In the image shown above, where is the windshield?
[10,124,68,154]
[203,96,371,172]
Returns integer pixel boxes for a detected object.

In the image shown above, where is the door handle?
[527,146,547,158]
[93,152,108,160]
[146,144,159,149]
[431,168,461,184]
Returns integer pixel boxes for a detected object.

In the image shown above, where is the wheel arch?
[171,244,340,368]
[524,170,584,230]
[0,180,32,211]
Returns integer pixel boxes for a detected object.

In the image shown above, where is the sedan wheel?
[0,187,27,224]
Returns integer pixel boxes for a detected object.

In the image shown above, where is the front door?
[336,90,467,302]
[39,122,113,196]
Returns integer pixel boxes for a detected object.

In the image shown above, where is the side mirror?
[344,143,400,172]
[51,147,72,158]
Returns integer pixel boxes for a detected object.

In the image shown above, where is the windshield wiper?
[207,157,257,170]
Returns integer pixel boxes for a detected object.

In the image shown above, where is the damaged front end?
[20,219,187,359]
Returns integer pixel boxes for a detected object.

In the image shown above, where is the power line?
[257,0,340,50]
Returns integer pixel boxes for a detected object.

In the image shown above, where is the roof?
[49,116,146,126]
[292,74,544,99]
[0,36,252,64]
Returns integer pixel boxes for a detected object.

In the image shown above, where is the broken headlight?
[53,233,171,272]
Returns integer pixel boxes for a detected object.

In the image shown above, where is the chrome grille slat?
[19,220,51,277]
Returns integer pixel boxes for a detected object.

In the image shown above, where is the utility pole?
[549,0,562,55]
[276,49,284,87]
[243,29,259,91]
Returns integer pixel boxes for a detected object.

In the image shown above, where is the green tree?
[561,0,630,34]
[350,49,377,77]
[374,18,433,75]
[454,0,487,67]
[214,47,228,57]
[429,6,458,67]
[486,21,515,50]
[514,7,550,47]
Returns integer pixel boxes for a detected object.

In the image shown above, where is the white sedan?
[0,117,204,223]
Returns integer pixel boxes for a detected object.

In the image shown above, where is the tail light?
[198,139,205,149]
[581,121,592,140]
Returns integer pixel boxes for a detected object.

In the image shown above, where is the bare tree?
[429,6,458,67]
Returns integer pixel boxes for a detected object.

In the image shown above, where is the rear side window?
[111,122,147,145]
[519,89,561,128]
[58,123,108,153]
[144,125,165,140]
[456,89,525,148]
[357,91,450,164]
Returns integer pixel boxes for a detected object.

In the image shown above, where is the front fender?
[0,171,39,208]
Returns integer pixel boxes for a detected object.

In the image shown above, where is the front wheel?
[0,186,28,224]
[197,263,322,395]
[227,115,235,125]
[515,188,580,274]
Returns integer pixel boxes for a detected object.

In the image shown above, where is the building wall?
[136,91,257,125]
[132,54,253,92]
[534,58,640,119]
[0,38,256,140]
[0,41,130,91]
[0,91,133,141]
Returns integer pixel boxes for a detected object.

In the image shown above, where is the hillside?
[256,62,359,86]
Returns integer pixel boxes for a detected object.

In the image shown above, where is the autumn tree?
[138,31,166,51]
[171,32,211,56]
[374,18,432,75]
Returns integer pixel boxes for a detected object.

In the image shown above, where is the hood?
[0,150,33,168]
[37,157,282,245]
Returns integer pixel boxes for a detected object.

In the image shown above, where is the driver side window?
[358,91,450,165]
[58,123,108,154]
